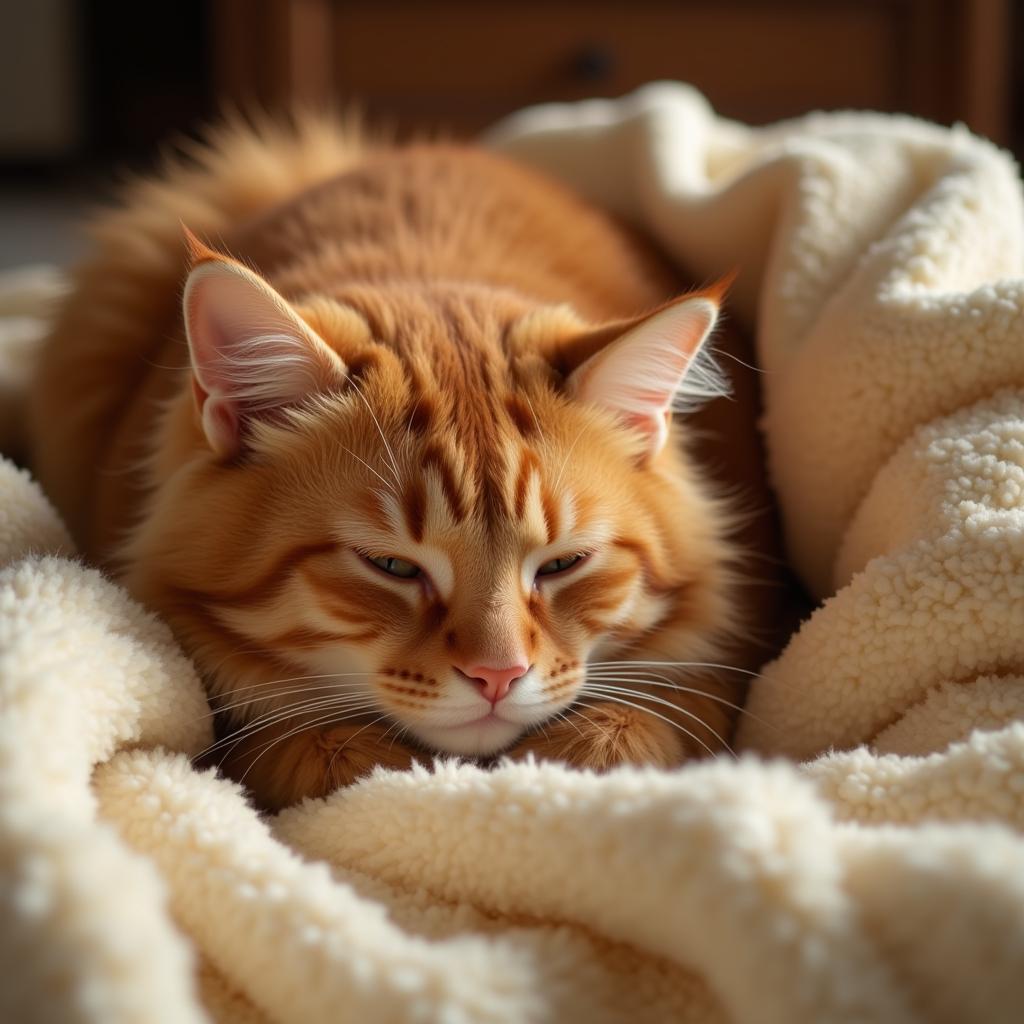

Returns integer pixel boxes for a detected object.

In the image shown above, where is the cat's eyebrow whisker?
[577,690,734,760]
[403,392,424,450]
[348,375,402,486]
[521,391,545,445]
[552,423,588,495]
[336,441,399,496]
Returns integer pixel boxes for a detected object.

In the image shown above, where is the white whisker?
[587,659,760,677]
[582,674,775,731]
[522,391,545,445]
[584,681,738,743]
[349,376,402,485]
[198,695,379,760]
[337,440,398,495]
[325,714,393,777]
[236,708,383,787]
[552,424,588,495]
[576,690,733,759]
[206,681,371,721]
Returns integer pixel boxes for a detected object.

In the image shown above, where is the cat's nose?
[456,662,529,704]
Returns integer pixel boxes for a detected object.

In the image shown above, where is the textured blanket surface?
[3,84,1024,1023]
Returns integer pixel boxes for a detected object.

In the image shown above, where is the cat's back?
[227,144,671,321]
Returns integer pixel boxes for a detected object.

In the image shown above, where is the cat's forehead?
[336,381,599,555]
[395,424,558,539]
[346,435,606,592]
[315,286,612,534]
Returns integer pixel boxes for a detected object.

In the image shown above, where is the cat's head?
[130,237,734,758]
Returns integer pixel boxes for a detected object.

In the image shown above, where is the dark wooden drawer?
[215,0,1010,142]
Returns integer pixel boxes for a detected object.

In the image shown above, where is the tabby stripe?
[302,571,379,625]
[527,590,555,636]
[611,537,679,596]
[422,444,466,521]
[504,393,538,438]
[578,594,633,616]
[162,590,300,680]
[578,614,616,634]
[381,682,440,699]
[406,392,435,435]
[544,676,579,697]
[576,566,635,595]
[403,477,427,542]
[172,541,339,608]
[267,626,378,648]
[513,447,541,521]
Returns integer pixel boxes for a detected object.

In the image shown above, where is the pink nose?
[457,663,529,704]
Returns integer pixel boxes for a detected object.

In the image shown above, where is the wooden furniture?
[213,0,1012,144]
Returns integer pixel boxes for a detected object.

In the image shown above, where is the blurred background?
[1,0,1020,270]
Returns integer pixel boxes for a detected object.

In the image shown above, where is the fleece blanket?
[3,83,1024,1023]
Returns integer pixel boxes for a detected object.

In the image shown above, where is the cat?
[30,116,749,810]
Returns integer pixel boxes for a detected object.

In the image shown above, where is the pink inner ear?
[566,295,720,456]
[183,258,346,457]
[204,398,240,456]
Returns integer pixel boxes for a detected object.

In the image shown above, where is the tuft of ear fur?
[563,290,727,457]
[182,229,348,456]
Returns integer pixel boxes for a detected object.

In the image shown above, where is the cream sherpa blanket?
[3,84,1024,1023]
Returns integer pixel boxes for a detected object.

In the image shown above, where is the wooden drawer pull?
[571,43,617,83]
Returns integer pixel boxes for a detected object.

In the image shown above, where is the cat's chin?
[409,714,526,757]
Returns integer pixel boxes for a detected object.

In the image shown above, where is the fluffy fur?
[30,117,744,809]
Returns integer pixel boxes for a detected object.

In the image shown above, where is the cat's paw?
[503,701,685,771]
[317,721,419,790]
[220,719,419,810]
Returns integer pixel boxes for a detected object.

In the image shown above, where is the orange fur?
[31,117,745,809]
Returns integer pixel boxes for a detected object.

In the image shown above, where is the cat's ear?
[558,291,724,458]
[182,229,347,456]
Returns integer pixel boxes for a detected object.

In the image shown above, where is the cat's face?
[130,241,732,759]
[214,385,699,758]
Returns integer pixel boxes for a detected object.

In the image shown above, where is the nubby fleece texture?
[3,84,1024,1022]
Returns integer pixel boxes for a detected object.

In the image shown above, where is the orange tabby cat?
[30,117,744,809]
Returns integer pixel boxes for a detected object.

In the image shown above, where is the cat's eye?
[365,554,422,579]
[536,552,587,578]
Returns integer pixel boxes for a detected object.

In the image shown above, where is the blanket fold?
[3,83,1024,1022]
